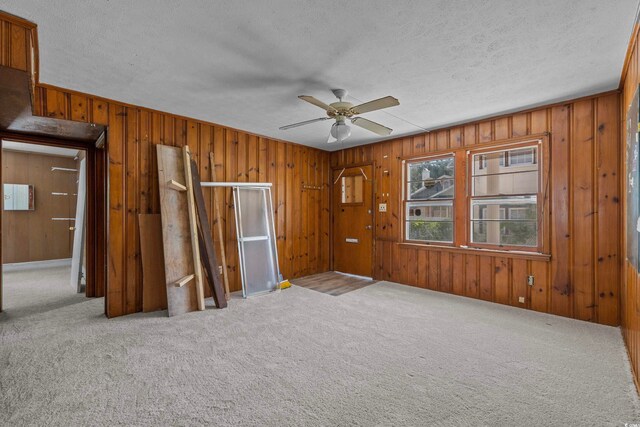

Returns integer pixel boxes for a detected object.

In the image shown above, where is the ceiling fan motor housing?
[327,102,355,118]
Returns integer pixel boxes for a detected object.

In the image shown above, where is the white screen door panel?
[233,187,280,297]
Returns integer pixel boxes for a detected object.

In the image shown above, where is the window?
[470,144,540,248]
[341,175,363,204]
[404,156,454,243]
[401,138,545,253]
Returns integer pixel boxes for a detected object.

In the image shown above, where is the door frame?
[0,131,108,313]
[330,162,376,278]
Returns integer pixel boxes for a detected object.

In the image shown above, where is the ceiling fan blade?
[351,96,399,115]
[279,117,330,130]
[351,117,393,136]
[298,95,337,112]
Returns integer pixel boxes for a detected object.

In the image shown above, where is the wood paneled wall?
[0,11,624,329]
[621,22,640,390]
[331,91,621,326]
[0,14,33,73]
[0,12,330,317]
[1,151,78,263]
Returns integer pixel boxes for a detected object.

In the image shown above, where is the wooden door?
[332,165,374,277]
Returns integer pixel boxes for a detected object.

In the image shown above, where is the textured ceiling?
[0,0,637,151]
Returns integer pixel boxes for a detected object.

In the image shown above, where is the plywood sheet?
[156,144,198,316]
[139,214,167,312]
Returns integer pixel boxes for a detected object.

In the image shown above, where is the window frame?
[399,136,549,256]
[466,139,545,253]
[402,153,456,245]
[339,174,364,206]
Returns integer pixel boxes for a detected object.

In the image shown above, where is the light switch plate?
[379,203,387,212]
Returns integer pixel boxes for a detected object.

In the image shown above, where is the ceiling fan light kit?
[279,89,399,144]
[330,119,351,143]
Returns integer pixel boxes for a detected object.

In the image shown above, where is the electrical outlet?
[527,275,535,286]
[518,296,525,304]
[218,265,223,275]
[379,203,387,212]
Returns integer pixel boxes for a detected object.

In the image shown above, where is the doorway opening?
[0,135,106,317]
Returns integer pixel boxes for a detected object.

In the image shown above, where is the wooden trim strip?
[183,146,204,311]
[0,11,37,28]
[397,242,551,261]
[620,22,640,89]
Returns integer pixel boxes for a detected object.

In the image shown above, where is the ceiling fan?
[279,89,399,143]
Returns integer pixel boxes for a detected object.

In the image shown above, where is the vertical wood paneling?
[512,113,528,137]
[2,152,77,263]
[571,99,595,321]
[451,253,464,295]
[511,259,528,307]
[0,13,623,330]
[125,108,139,313]
[465,255,479,298]
[0,13,332,318]
[9,23,27,71]
[331,92,620,328]
[107,104,126,317]
[530,261,549,313]
[621,22,640,389]
[595,93,620,326]
[494,257,510,305]
[550,105,572,318]
[479,256,493,301]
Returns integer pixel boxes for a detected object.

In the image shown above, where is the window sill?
[397,242,551,261]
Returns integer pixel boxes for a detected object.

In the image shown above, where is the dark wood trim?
[397,242,551,261]
[190,158,226,308]
[0,10,36,28]
[620,23,640,90]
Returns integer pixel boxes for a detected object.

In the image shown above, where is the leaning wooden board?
[190,158,227,308]
[156,144,200,316]
[139,214,168,312]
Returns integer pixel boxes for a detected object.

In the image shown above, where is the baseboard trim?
[333,271,374,281]
[3,258,72,272]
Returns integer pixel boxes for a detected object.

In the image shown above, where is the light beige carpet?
[0,267,638,426]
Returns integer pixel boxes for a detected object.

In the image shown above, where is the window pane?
[469,145,540,249]
[471,220,537,247]
[407,157,454,200]
[472,171,538,196]
[470,196,537,220]
[473,147,537,175]
[341,175,363,204]
[406,201,453,221]
[406,221,453,242]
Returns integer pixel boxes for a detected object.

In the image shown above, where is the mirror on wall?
[3,184,34,211]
